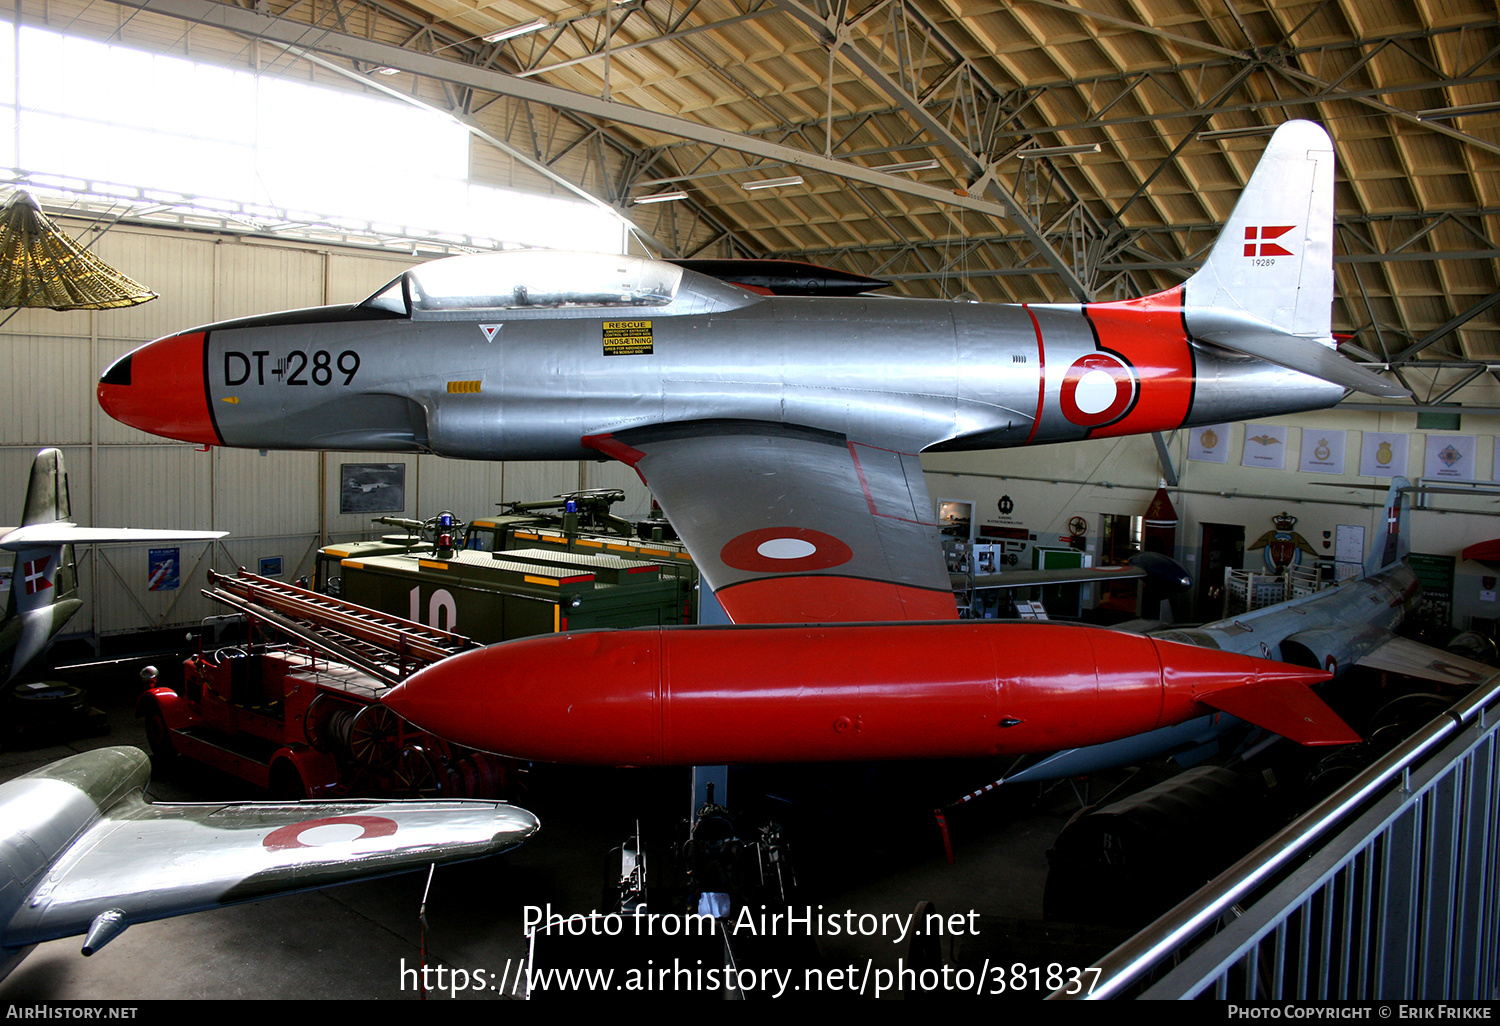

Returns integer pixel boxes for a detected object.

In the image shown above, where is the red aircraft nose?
[98,332,220,445]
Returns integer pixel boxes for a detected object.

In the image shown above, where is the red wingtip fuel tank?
[380,622,1352,766]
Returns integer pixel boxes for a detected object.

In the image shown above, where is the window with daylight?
[0,22,625,252]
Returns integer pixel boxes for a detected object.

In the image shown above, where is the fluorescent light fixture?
[741,175,804,191]
[871,158,940,173]
[1417,102,1500,120]
[483,19,549,43]
[1198,125,1276,140]
[1017,143,1100,158]
[634,191,688,204]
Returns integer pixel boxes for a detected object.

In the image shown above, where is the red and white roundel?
[262,815,398,851]
[720,527,853,573]
[1060,353,1136,427]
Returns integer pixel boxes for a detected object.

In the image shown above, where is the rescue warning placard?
[603,321,654,356]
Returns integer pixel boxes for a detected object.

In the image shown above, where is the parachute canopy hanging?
[0,191,156,309]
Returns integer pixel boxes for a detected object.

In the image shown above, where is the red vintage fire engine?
[138,570,518,800]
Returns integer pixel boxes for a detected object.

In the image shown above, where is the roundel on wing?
[263,814,399,850]
[1060,352,1137,427]
[720,527,854,573]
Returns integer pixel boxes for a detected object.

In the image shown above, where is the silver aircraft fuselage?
[98,260,1345,462]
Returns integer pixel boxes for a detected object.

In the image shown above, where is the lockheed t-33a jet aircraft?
[97,121,1395,765]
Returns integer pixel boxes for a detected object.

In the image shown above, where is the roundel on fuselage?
[1060,352,1137,428]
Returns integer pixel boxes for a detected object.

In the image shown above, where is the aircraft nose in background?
[98,332,220,446]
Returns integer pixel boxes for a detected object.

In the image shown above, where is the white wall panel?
[413,454,504,521]
[0,335,93,445]
[89,539,222,633]
[213,447,320,537]
[0,305,90,339]
[215,534,321,583]
[95,445,217,532]
[90,230,218,340]
[325,251,418,305]
[215,243,324,320]
[501,461,581,506]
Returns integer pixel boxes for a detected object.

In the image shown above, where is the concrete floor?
[0,655,1118,1002]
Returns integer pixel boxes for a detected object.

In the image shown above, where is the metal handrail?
[1051,667,1500,999]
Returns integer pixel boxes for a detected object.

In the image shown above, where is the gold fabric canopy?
[0,191,156,310]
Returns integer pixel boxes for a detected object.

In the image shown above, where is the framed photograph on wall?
[340,463,406,514]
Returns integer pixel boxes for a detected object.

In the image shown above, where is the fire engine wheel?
[304,692,357,753]
[348,703,401,772]
[394,745,448,798]
[455,753,518,798]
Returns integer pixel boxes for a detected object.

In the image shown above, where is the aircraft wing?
[1356,635,1500,688]
[2,749,538,951]
[959,566,1141,589]
[585,420,957,623]
[958,553,1191,592]
[0,524,226,550]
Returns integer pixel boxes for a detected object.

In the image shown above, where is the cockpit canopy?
[361,251,683,319]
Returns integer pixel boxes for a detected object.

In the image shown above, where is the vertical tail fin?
[1365,477,1411,577]
[1176,121,1408,399]
[11,449,76,620]
[7,449,79,680]
[21,447,70,527]
[1183,120,1336,342]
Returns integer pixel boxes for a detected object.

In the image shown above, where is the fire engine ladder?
[203,569,478,687]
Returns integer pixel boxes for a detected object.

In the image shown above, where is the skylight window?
[0,22,625,253]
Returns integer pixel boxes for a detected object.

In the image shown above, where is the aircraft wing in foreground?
[0,746,539,981]
[99,120,1402,625]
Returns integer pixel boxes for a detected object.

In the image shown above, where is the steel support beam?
[106,0,1041,230]
[1390,291,1500,365]
[773,0,1092,299]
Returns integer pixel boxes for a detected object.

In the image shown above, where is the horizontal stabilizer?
[1195,328,1409,398]
[0,524,226,551]
[956,552,1191,592]
[1198,678,1360,746]
[1357,635,1500,689]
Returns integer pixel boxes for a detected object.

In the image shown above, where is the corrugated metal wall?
[0,220,647,646]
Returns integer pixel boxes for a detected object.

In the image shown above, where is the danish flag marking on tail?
[23,557,51,594]
[1244,225,1295,258]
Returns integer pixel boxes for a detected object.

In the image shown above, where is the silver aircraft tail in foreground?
[0,746,539,981]
[0,448,226,681]
[1005,478,1496,784]
[100,121,1402,625]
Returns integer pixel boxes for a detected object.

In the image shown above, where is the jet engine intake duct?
[1279,625,1395,677]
